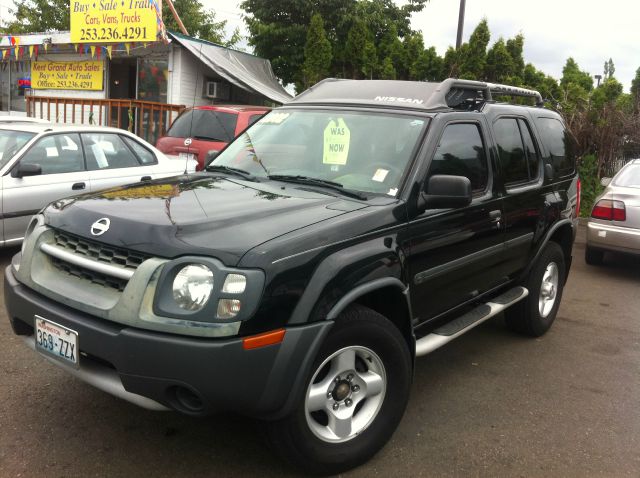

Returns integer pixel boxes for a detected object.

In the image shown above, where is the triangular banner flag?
[96,47,101,60]
[125,43,130,55]
[43,43,48,52]
[90,45,96,57]
[34,45,38,59]
[106,45,112,59]
[29,45,34,57]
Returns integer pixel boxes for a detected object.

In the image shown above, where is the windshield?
[0,130,36,167]
[167,109,238,142]
[614,163,640,188]
[210,109,428,196]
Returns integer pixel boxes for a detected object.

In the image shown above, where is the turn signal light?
[591,199,626,221]
[243,329,286,350]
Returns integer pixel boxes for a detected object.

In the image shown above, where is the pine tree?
[344,20,371,79]
[303,13,333,88]
[362,41,377,79]
[485,38,513,83]
[458,18,490,80]
[505,34,525,82]
[381,57,396,80]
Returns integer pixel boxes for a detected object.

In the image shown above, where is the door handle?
[72,182,86,191]
[489,209,502,227]
[140,176,152,182]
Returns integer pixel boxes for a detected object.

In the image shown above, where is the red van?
[156,105,270,170]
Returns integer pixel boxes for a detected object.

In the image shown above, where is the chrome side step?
[415,286,529,357]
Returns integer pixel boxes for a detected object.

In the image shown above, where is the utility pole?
[456,0,466,50]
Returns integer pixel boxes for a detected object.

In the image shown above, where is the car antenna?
[185,42,205,175]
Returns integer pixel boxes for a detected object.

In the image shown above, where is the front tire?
[506,241,565,337]
[265,305,412,475]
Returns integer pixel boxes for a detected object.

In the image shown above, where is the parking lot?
[0,221,638,477]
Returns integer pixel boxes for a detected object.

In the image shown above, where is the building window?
[137,59,167,103]
[0,60,31,112]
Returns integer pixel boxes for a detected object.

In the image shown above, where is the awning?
[170,32,292,104]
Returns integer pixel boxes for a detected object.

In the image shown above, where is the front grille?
[53,230,149,270]
[50,256,128,291]
[45,230,151,292]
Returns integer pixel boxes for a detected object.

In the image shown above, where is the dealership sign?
[70,0,159,43]
[31,61,104,90]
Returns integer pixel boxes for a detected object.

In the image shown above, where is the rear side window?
[534,117,575,177]
[429,123,489,193]
[248,113,265,127]
[494,118,539,185]
[167,109,238,142]
[82,133,141,170]
[122,136,157,165]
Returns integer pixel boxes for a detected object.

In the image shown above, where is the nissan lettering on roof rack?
[5,77,579,475]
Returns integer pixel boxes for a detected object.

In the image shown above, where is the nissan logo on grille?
[90,218,110,236]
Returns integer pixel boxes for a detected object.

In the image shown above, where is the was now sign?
[323,118,351,165]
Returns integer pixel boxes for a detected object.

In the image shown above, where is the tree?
[458,18,490,80]
[560,57,593,92]
[3,0,69,33]
[603,58,615,79]
[378,24,405,79]
[163,0,240,46]
[303,14,332,88]
[344,20,371,79]
[484,38,512,83]
[505,33,525,82]
[442,46,460,78]
[241,0,429,89]
[362,40,378,79]
[403,32,425,80]
[380,56,396,80]
[413,46,443,82]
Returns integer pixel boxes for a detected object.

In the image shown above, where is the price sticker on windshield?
[323,118,350,165]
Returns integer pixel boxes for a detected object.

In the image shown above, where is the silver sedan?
[586,159,640,264]
[0,124,197,246]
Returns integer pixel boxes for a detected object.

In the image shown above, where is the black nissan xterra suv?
[5,79,579,475]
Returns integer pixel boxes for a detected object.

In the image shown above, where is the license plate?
[179,153,196,161]
[35,316,79,367]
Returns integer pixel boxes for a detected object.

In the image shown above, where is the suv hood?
[42,175,368,265]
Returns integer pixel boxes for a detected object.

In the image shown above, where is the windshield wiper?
[206,165,257,181]
[268,175,367,200]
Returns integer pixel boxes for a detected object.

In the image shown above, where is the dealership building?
[0,31,291,142]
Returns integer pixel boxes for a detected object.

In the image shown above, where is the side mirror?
[417,175,472,213]
[600,177,611,187]
[12,162,42,178]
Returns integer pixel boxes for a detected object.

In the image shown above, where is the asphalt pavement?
[1,222,639,477]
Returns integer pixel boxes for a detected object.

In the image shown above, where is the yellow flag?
[43,43,48,52]
[1,49,6,60]
[29,45,34,57]
[125,43,130,55]
[90,45,96,57]
[13,37,19,46]
[14,47,18,58]
[74,44,79,52]
[106,45,112,59]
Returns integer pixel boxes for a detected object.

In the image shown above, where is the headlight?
[172,264,214,311]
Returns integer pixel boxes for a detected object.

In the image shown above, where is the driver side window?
[20,134,85,175]
[428,123,489,194]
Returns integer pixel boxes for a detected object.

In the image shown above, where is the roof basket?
[428,78,544,110]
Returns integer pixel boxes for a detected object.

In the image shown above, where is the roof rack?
[430,78,544,109]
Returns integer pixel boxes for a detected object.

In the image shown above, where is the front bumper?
[586,220,640,255]
[5,266,332,417]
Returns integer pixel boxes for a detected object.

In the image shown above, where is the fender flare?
[326,276,410,320]
[521,218,575,281]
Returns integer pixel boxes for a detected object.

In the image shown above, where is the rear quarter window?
[534,117,575,177]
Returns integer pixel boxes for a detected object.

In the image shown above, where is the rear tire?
[265,305,412,475]
[585,246,604,265]
[505,242,565,337]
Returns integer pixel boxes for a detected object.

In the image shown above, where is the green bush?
[577,154,603,217]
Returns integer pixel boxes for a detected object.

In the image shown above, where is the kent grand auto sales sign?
[70,0,158,43]
[31,61,104,90]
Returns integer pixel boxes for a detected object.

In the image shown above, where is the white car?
[0,124,197,246]
[0,116,51,124]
